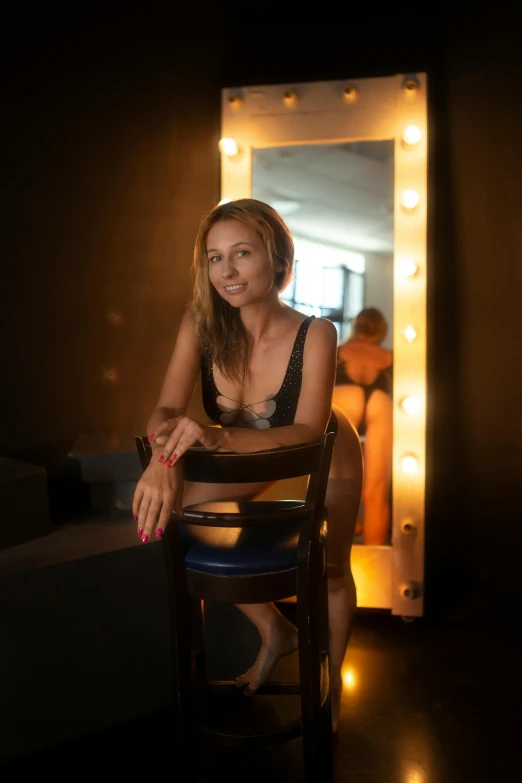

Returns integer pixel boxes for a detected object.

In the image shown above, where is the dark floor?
[2,585,519,782]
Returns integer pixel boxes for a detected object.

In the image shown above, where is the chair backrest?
[135,415,338,512]
[137,439,327,482]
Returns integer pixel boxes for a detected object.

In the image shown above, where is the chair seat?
[181,500,309,576]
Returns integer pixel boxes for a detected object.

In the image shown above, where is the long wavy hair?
[189,198,294,383]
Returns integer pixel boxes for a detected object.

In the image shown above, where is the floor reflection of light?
[404,763,427,783]
[398,727,434,783]
[343,667,357,689]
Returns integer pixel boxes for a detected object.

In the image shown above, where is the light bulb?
[228,94,242,109]
[343,668,356,689]
[403,78,420,95]
[400,517,418,535]
[401,454,419,475]
[402,324,418,343]
[397,257,419,278]
[343,86,359,104]
[400,581,418,598]
[400,396,421,415]
[218,137,240,157]
[401,189,420,210]
[402,125,421,145]
[283,89,298,107]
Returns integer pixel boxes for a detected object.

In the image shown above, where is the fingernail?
[156,528,163,538]
[137,528,143,537]
[158,455,165,464]
[142,534,149,543]
[166,458,175,467]
[148,433,155,441]
[133,514,138,521]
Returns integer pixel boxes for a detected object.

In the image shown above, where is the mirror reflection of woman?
[132,199,363,732]
[333,308,393,545]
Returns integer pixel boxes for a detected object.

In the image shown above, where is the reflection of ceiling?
[252,141,394,254]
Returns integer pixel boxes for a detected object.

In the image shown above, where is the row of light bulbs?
[397,121,423,486]
[228,77,421,111]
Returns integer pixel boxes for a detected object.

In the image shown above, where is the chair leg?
[297,556,333,783]
[191,597,209,721]
[163,537,197,782]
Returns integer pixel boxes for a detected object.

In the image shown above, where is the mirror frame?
[220,74,427,616]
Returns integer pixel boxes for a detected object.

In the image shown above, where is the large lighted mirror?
[253,140,394,549]
[220,75,427,616]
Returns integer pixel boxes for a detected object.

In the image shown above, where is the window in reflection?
[278,237,364,336]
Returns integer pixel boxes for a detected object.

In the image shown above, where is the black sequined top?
[201,315,316,429]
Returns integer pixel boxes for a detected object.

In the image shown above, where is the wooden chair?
[136,417,344,782]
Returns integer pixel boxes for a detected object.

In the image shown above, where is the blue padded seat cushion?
[178,500,308,576]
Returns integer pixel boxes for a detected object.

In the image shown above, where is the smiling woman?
[132,197,363,731]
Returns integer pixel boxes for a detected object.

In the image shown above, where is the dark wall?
[4,13,222,472]
[4,12,522,607]
[444,31,522,607]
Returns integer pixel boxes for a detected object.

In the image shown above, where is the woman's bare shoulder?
[308,315,338,339]
[177,306,199,341]
[304,317,338,355]
[163,305,202,365]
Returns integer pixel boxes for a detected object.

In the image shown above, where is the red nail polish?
[142,534,149,543]
[148,433,155,441]
[133,514,138,521]
[137,528,143,537]
[158,455,165,464]
[166,458,174,467]
[172,454,177,460]
[156,528,163,538]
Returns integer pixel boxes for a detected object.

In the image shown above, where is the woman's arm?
[133,308,201,539]
[146,308,201,452]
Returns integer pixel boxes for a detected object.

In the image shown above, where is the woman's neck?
[240,297,287,343]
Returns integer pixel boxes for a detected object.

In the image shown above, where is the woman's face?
[206,219,277,307]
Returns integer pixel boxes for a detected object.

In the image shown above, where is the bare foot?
[236,619,298,695]
[331,672,343,733]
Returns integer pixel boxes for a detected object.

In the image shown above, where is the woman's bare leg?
[332,386,364,433]
[327,408,363,731]
[362,392,392,545]
[332,386,364,534]
[328,573,357,733]
[182,479,298,694]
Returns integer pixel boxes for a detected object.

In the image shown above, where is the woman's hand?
[132,459,184,542]
[148,416,182,447]
[152,415,225,466]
